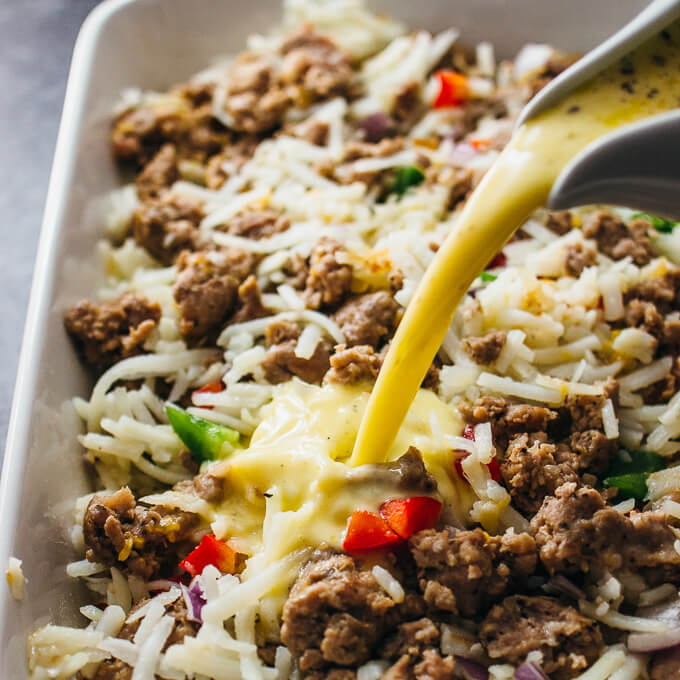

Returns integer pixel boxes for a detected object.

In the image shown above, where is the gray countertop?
[0,0,100,453]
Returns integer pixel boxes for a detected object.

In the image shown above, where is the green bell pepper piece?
[391,165,425,198]
[480,272,497,282]
[603,450,666,500]
[633,212,678,233]
[166,403,239,462]
[603,472,649,500]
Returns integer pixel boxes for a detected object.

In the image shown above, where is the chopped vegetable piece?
[608,449,665,477]
[480,272,497,282]
[603,450,665,500]
[603,473,649,501]
[468,138,493,150]
[180,534,238,577]
[391,165,425,197]
[633,212,678,233]
[486,457,501,482]
[194,379,225,395]
[487,252,507,268]
[343,510,402,552]
[455,425,501,481]
[380,497,442,539]
[454,453,501,482]
[433,70,469,108]
[166,403,239,463]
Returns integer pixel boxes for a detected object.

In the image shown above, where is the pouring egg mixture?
[27,2,680,680]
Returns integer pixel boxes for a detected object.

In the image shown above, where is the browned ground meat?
[307,671,358,680]
[220,53,293,133]
[262,320,332,384]
[408,527,536,617]
[564,378,618,431]
[326,138,406,187]
[395,448,437,493]
[304,238,353,310]
[391,82,426,130]
[650,645,680,680]
[582,211,656,265]
[622,295,680,359]
[529,482,680,582]
[83,487,203,580]
[279,28,355,100]
[291,118,331,146]
[221,209,290,240]
[220,28,353,135]
[563,242,596,277]
[382,649,455,680]
[501,432,579,515]
[111,84,230,166]
[204,135,260,189]
[135,142,179,201]
[381,618,439,660]
[627,511,680,586]
[230,275,271,324]
[92,595,198,680]
[461,331,507,365]
[280,554,403,671]
[625,271,680,314]
[443,166,475,209]
[459,396,557,450]
[527,52,579,95]
[174,470,226,504]
[347,449,437,496]
[64,293,161,369]
[334,291,400,347]
[563,429,615,477]
[132,193,205,265]
[325,344,382,384]
[530,482,628,575]
[544,210,573,235]
[479,595,604,680]
[173,247,256,339]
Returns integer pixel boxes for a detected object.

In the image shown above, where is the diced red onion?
[637,596,680,626]
[628,627,680,653]
[455,657,489,680]
[543,574,586,601]
[514,661,549,680]
[181,582,206,624]
[359,113,392,143]
[450,142,477,166]
[147,579,181,592]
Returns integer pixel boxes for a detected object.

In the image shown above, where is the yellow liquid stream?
[351,23,680,466]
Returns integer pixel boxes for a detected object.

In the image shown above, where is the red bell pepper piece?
[433,70,469,108]
[192,380,224,410]
[343,510,402,552]
[487,457,501,482]
[194,379,224,397]
[454,425,501,482]
[487,252,507,269]
[379,497,442,540]
[180,534,237,577]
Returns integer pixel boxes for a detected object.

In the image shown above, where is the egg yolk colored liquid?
[352,23,680,466]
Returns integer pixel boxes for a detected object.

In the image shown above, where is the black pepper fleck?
[567,105,580,114]
[652,54,667,66]
[620,61,634,75]
[648,88,659,99]
[621,81,634,94]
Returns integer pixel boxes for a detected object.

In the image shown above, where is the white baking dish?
[0,0,652,675]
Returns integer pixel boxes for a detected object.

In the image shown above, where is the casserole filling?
[26,2,680,679]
